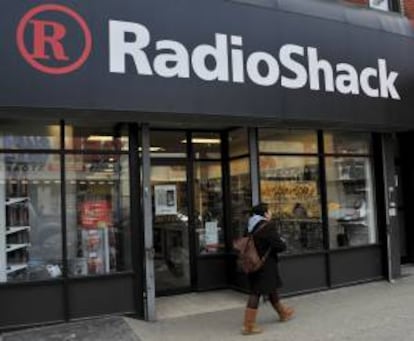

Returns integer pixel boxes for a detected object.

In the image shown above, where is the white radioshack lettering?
[108,20,401,100]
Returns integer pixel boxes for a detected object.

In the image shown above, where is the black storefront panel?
[278,254,328,294]
[197,257,228,291]
[68,275,135,319]
[0,0,413,129]
[330,246,383,286]
[0,283,64,328]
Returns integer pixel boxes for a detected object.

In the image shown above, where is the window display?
[194,162,224,254]
[324,131,371,155]
[259,129,318,154]
[230,158,252,240]
[151,164,191,291]
[260,156,323,254]
[326,157,377,248]
[65,154,131,276]
[65,123,128,151]
[324,132,377,248]
[0,153,62,282]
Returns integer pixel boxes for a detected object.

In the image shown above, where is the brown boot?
[273,302,295,322]
[241,308,263,335]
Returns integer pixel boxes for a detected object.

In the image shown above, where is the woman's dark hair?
[251,203,269,217]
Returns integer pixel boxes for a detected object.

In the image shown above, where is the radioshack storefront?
[0,0,414,330]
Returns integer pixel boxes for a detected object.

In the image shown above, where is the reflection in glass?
[230,158,252,240]
[194,162,224,254]
[192,132,221,159]
[65,155,131,276]
[0,122,60,150]
[324,131,371,155]
[150,131,187,158]
[151,165,190,291]
[326,157,376,248]
[65,123,128,151]
[229,129,249,158]
[0,154,61,283]
[258,129,318,154]
[260,156,323,253]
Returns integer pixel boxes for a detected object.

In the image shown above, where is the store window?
[0,122,60,150]
[65,154,131,276]
[0,153,62,283]
[260,155,323,253]
[192,132,221,159]
[230,158,252,240]
[324,131,371,155]
[150,131,187,158]
[229,129,249,158]
[65,123,128,151]
[258,129,322,254]
[325,132,376,248]
[151,164,190,291]
[194,162,224,254]
[259,129,318,154]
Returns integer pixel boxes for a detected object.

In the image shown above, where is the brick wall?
[404,0,414,19]
[344,0,414,20]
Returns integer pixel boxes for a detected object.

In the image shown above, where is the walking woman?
[242,203,295,335]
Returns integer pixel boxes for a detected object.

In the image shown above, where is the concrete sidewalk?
[2,266,414,341]
[127,266,414,341]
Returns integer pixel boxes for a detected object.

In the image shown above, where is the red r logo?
[17,4,92,75]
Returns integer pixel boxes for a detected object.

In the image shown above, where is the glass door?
[151,163,191,292]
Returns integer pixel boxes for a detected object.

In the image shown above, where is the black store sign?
[1,0,414,128]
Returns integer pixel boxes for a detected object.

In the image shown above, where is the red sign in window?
[80,200,112,228]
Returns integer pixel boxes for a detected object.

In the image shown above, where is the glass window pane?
[326,157,377,248]
[151,164,190,291]
[0,153,61,283]
[192,132,221,159]
[229,129,249,157]
[324,131,371,154]
[260,156,323,254]
[194,162,224,254]
[150,131,187,158]
[230,158,252,240]
[65,154,131,276]
[259,129,318,154]
[65,123,128,151]
[0,121,60,150]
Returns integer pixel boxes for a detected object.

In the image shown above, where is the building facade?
[0,0,414,329]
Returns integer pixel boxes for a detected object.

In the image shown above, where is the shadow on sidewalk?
[1,317,140,341]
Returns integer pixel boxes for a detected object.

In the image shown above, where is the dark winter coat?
[248,220,286,294]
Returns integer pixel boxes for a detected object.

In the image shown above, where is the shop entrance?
[149,130,225,295]
[151,162,191,293]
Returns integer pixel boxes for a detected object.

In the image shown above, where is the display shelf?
[6,243,30,253]
[6,226,31,235]
[340,221,368,227]
[327,179,366,183]
[6,197,29,205]
[6,263,28,274]
[1,180,31,282]
[280,218,322,223]
[266,199,321,204]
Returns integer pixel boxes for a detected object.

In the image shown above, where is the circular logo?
[16,4,92,75]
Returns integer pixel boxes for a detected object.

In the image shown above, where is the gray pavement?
[2,265,414,341]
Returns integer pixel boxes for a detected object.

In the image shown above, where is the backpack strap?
[250,220,267,235]
[251,220,271,262]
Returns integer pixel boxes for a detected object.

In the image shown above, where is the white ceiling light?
[87,135,114,142]
[181,138,221,144]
